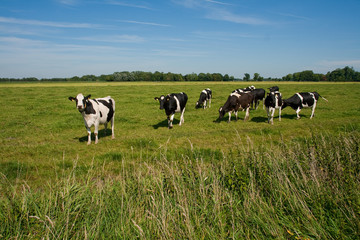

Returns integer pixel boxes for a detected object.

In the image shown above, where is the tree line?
[1,66,359,82]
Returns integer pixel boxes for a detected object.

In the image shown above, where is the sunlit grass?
[0,81,359,238]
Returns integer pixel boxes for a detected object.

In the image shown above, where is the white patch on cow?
[76,93,85,109]
[202,90,207,94]
[296,93,303,103]
[173,95,181,113]
[230,92,241,97]
[160,96,165,100]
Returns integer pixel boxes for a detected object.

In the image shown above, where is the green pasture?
[0,81,359,239]
[1,81,359,171]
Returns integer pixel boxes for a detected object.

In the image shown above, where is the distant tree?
[212,73,223,81]
[244,73,250,81]
[253,73,261,81]
[185,73,198,81]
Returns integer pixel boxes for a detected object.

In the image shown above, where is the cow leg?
[209,98,211,108]
[168,114,175,129]
[270,108,275,124]
[278,107,282,121]
[266,107,271,123]
[296,107,301,119]
[111,115,115,139]
[85,127,92,145]
[227,111,232,123]
[235,111,238,121]
[104,123,108,137]
[203,100,207,109]
[310,102,317,119]
[244,108,250,121]
[179,108,185,126]
[94,122,99,144]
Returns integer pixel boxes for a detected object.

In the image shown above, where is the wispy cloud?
[106,0,154,10]
[121,20,171,27]
[205,0,233,6]
[57,0,79,6]
[276,12,311,21]
[206,9,272,25]
[0,16,103,29]
[74,34,146,43]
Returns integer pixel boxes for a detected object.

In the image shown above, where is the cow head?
[68,93,91,112]
[195,101,202,109]
[216,107,226,122]
[154,95,170,110]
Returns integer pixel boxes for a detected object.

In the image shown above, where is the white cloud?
[206,9,271,25]
[205,0,233,6]
[121,20,171,27]
[106,1,154,10]
[0,16,103,29]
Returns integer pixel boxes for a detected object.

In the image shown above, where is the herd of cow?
[68,86,328,144]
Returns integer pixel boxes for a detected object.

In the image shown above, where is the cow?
[233,86,265,109]
[265,91,283,124]
[154,92,188,129]
[250,88,266,109]
[195,88,212,109]
[68,93,115,145]
[268,86,279,92]
[216,92,253,123]
[282,92,328,119]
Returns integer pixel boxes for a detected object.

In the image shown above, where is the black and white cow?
[265,91,283,124]
[154,92,188,129]
[68,93,115,145]
[233,86,265,109]
[217,92,253,123]
[195,88,212,109]
[250,88,266,109]
[282,92,328,119]
[268,86,279,92]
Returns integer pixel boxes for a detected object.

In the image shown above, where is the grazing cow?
[217,92,253,123]
[233,86,265,109]
[250,88,266,109]
[268,86,279,92]
[282,92,328,119]
[68,93,115,145]
[195,88,212,109]
[154,92,188,129]
[265,91,283,124]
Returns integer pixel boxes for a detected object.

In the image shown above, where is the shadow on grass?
[77,129,113,142]
[152,119,180,129]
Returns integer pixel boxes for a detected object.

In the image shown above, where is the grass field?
[0,81,359,239]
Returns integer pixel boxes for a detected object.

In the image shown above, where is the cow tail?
[319,94,328,102]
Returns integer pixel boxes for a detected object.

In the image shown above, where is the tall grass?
[1,131,359,239]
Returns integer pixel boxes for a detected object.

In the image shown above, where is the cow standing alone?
[68,93,115,145]
[196,88,212,109]
[217,92,253,123]
[154,92,188,129]
[282,92,328,119]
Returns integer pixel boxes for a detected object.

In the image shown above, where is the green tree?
[244,73,250,81]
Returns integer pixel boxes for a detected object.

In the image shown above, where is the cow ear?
[154,97,159,101]
[166,96,170,101]
[68,97,75,102]
[85,94,91,100]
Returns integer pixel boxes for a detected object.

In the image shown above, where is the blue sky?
[0,0,359,79]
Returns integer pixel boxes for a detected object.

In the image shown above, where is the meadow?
[0,81,359,239]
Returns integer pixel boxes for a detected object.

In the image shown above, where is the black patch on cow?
[98,99,114,122]
[84,100,96,114]
[100,111,103,118]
